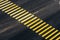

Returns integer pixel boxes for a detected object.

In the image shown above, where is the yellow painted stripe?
[56,36,60,40]
[33,20,44,31]
[2,3,15,12]
[30,20,44,29]
[45,30,58,39]
[39,26,52,35]
[16,11,28,19]
[0,3,13,11]
[36,23,49,34]
[0,0,8,4]
[35,22,46,33]
[12,9,24,18]
[0,2,12,10]
[24,17,37,25]
[8,7,20,14]
[50,32,60,40]
[42,28,55,37]
[21,15,34,23]
[0,1,11,7]
[10,8,23,16]
[39,24,49,35]
[27,19,40,27]
[3,3,16,12]
[18,14,31,21]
